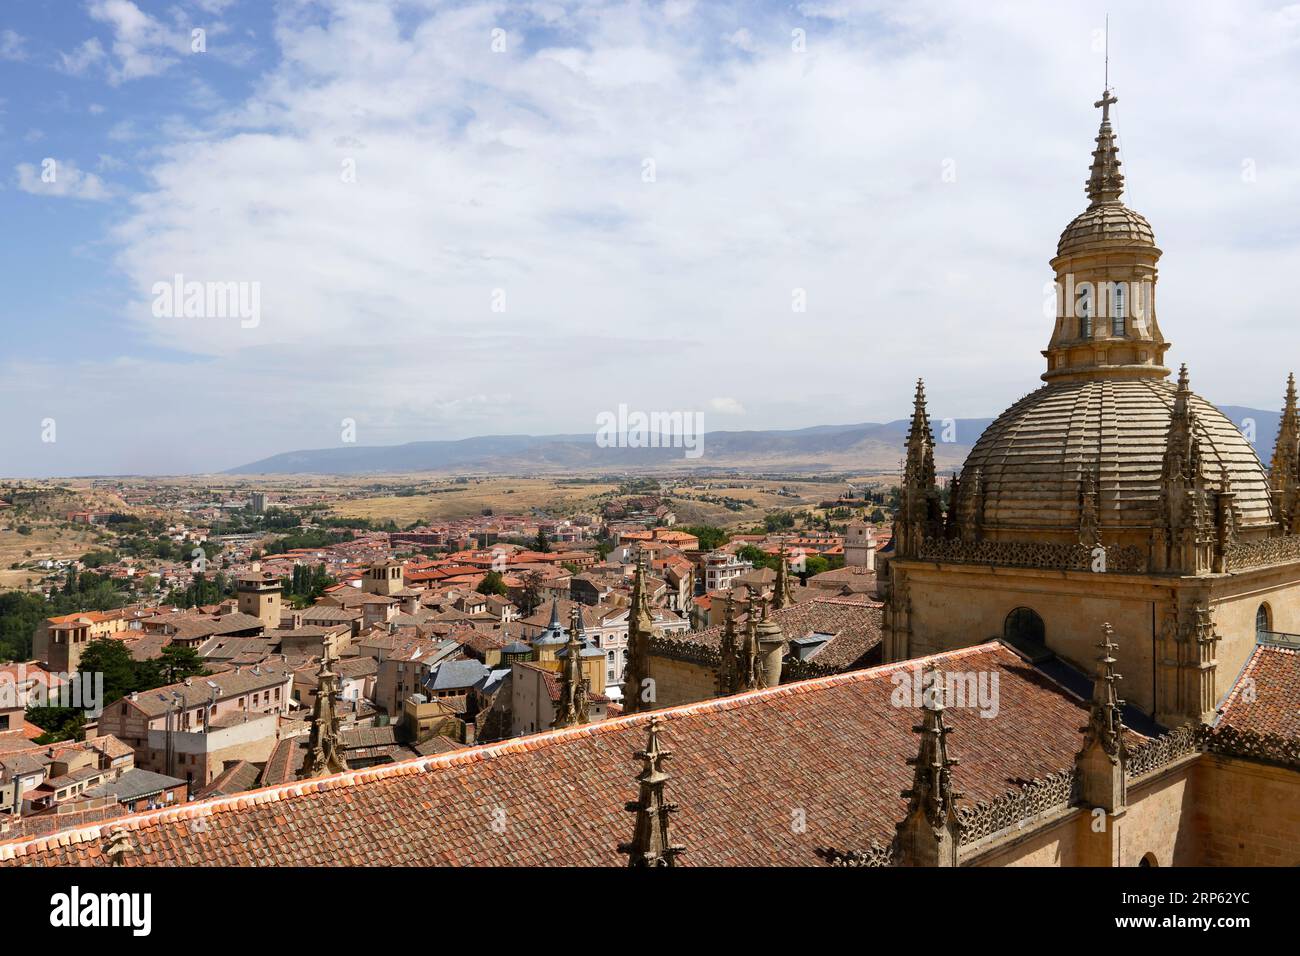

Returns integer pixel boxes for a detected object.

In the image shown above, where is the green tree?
[681,525,728,551]
[476,570,508,596]
[26,706,85,743]
[77,638,139,706]
[736,544,779,572]
[138,645,209,688]
[533,529,551,553]
[517,570,544,616]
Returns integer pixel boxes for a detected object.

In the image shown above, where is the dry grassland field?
[328,477,621,524]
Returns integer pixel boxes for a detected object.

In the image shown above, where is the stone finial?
[1075,625,1128,812]
[755,600,786,691]
[894,667,963,867]
[772,543,792,608]
[1270,372,1300,530]
[1156,365,1213,574]
[897,378,943,558]
[551,605,590,729]
[716,592,739,696]
[1079,466,1101,549]
[735,597,765,693]
[103,827,134,867]
[622,552,657,715]
[301,638,349,779]
[617,716,685,867]
[1086,88,1124,205]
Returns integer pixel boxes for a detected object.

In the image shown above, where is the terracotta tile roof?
[0,642,1112,867]
[1217,643,1300,737]
[654,595,881,672]
[193,760,262,800]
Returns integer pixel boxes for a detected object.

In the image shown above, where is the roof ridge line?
[0,640,1011,861]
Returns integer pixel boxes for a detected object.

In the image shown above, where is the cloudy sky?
[2,0,1300,476]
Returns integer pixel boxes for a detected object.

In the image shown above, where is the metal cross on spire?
[1095,15,1116,121]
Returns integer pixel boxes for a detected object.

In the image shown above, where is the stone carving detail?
[1203,724,1300,768]
[1125,723,1300,779]
[820,841,895,867]
[648,634,719,667]
[1223,534,1300,571]
[1125,724,1199,779]
[915,537,1147,574]
[827,725,1299,867]
[955,769,1077,847]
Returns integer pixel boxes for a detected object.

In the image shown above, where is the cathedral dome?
[1056,203,1155,258]
[957,376,1274,544]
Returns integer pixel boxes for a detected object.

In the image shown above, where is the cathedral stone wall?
[970,810,1081,867]
[1192,756,1300,866]
[901,564,1162,714]
[1209,563,1300,684]
[1115,762,1199,867]
[647,655,716,709]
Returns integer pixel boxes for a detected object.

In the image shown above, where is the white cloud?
[76,0,192,84]
[0,29,27,61]
[710,397,747,415]
[8,0,1300,474]
[15,159,113,200]
[57,37,107,76]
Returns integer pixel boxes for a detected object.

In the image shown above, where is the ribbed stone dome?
[1056,202,1156,258]
[959,378,1274,542]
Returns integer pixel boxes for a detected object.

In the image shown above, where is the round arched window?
[1256,603,1272,636]
[1004,607,1045,646]
[1139,853,1158,867]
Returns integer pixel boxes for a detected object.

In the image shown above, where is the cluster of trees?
[735,544,842,580]
[27,640,209,743]
[0,569,133,662]
[266,528,353,552]
[284,563,335,607]
[163,571,233,610]
[681,525,728,550]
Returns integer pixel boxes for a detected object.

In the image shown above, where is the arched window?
[1077,286,1092,339]
[1256,603,1272,637]
[1111,283,1126,337]
[1004,607,1045,647]
[1139,853,1158,867]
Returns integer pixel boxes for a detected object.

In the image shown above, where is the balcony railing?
[1257,630,1300,649]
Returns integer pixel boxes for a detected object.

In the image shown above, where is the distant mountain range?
[227,406,1280,476]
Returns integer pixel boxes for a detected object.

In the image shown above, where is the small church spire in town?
[617,715,685,867]
[622,551,657,715]
[1075,625,1128,811]
[551,605,590,729]
[301,638,349,779]
[894,666,963,866]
